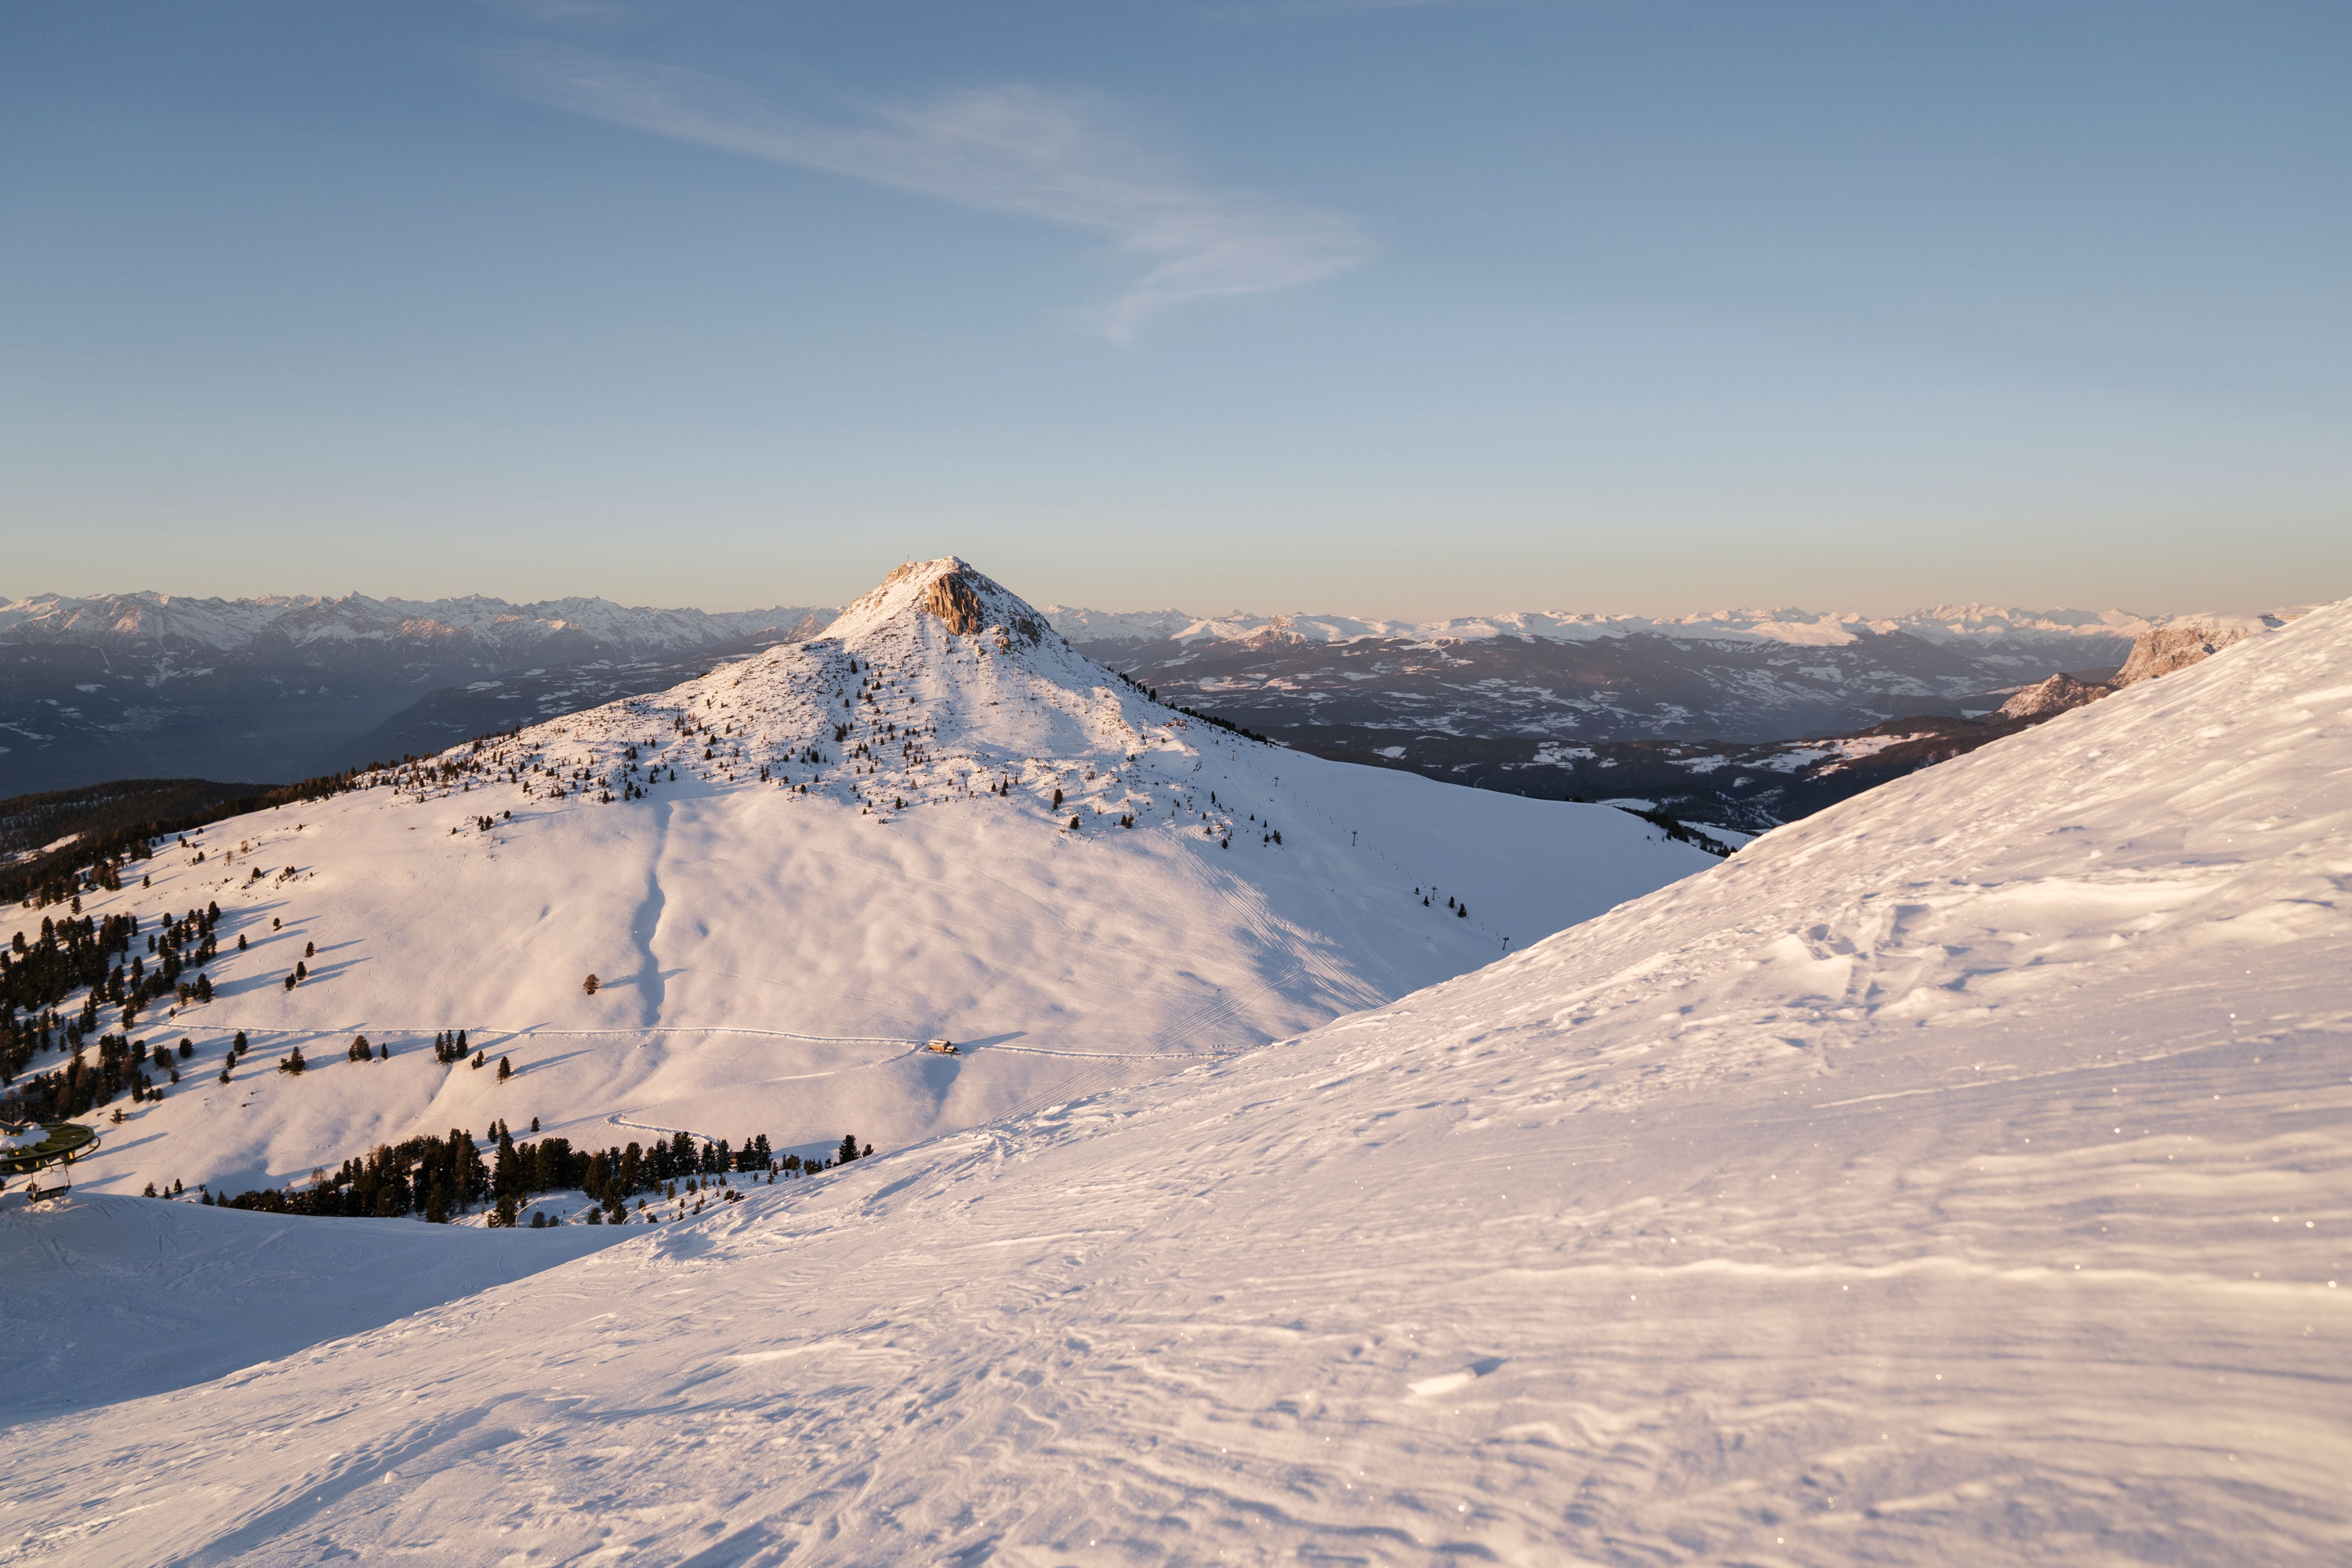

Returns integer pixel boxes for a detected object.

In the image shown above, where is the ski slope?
[5,595,2346,1564]
[20,558,1711,1200]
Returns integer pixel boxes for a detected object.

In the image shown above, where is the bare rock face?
[1998,672,2114,720]
[920,571,986,635]
[915,564,1047,647]
[2113,620,2263,687]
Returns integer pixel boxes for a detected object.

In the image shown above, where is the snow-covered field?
[4,574,2344,1565]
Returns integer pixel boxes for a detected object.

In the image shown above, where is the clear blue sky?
[3,2,2344,617]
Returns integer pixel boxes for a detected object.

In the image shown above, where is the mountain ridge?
[1042,600,2183,659]
[0,589,832,653]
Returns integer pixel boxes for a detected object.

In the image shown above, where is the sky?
[2,1,2346,619]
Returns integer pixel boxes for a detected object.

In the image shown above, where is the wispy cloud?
[492,54,1373,340]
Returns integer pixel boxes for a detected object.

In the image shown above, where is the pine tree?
[497,1055,513,1081]
[837,1133,860,1165]
[583,974,600,996]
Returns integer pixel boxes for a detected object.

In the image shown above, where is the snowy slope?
[20,558,1710,1200]
[5,595,2346,1563]
[0,1195,622,1420]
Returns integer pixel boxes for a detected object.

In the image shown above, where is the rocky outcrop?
[835,557,1051,648]
[2112,619,2266,687]
[1997,672,2113,720]
[916,565,1047,646]
[920,571,986,635]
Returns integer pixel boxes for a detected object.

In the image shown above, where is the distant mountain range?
[0,591,829,794]
[1044,602,2295,833]
[1044,602,2161,665]
[0,590,815,652]
[0,586,2274,816]
[1045,601,2166,747]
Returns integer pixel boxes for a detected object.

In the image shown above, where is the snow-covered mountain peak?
[822,556,1055,652]
[427,556,1250,839]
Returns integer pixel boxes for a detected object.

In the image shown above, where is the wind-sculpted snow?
[3,590,2346,1563]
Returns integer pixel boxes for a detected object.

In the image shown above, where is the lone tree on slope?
[583,974,600,996]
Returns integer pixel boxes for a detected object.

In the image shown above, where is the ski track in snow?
[4,569,2347,1564]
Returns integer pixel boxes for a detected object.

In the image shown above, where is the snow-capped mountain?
[1048,601,2181,757]
[0,592,835,796]
[1261,609,2312,837]
[6,557,1711,1202]
[6,588,2342,1563]
[0,590,824,653]
[1054,603,2308,829]
[1046,601,2163,660]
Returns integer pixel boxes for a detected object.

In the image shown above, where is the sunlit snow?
[3,568,2344,1565]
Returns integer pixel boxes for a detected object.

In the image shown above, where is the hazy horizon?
[0,574,2297,626]
[5,3,2345,618]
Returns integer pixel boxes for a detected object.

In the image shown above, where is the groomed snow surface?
[5,570,2348,1565]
